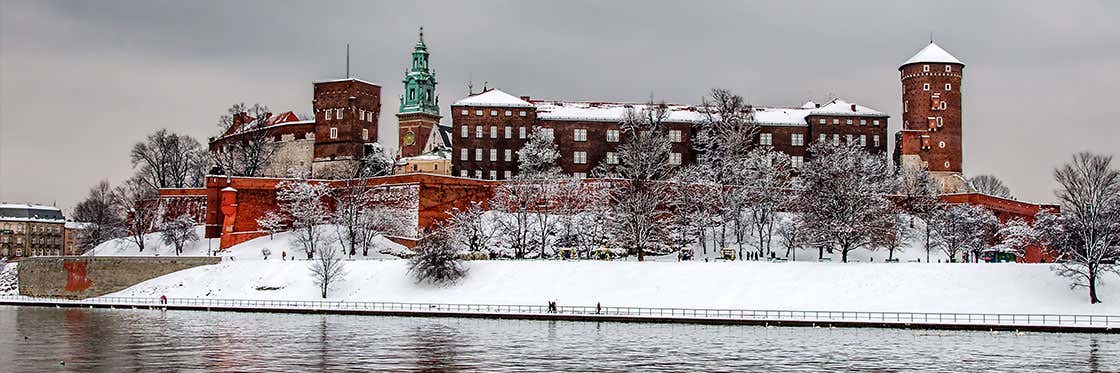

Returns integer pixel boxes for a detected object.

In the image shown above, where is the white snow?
[810,98,888,117]
[453,89,534,107]
[105,259,1120,315]
[902,42,963,66]
[534,101,707,124]
[0,262,17,296]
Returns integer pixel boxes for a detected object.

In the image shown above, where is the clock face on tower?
[403,130,417,146]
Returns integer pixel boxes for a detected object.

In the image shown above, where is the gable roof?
[453,89,534,108]
[902,42,963,66]
[810,98,888,117]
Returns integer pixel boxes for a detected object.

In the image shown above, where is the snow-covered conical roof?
[901,42,963,67]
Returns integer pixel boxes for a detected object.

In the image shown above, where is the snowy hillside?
[106,259,1120,315]
[0,262,17,296]
[86,225,408,260]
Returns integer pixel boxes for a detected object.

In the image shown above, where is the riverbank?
[2,296,1116,333]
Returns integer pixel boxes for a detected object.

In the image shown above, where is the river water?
[1,306,1116,372]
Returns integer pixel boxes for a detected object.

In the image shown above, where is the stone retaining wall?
[17,256,220,299]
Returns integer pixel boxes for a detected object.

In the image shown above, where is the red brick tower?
[311,78,381,178]
[895,42,966,191]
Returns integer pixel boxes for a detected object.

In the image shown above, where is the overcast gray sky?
[2,0,1118,211]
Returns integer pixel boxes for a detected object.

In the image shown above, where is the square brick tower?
[895,42,966,192]
[397,27,442,159]
[311,78,381,178]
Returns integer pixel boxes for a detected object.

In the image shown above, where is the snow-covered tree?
[667,166,719,254]
[777,214,809,261]
[212,103,279,177]
[409,230,467,285]
[256,210,285,240]
[115,176,158,252]
[275,172,331,259]
[73,180,126,252]
[130,129,207,189]
[159,214,198,256]
[994,217,1037,258]
[896,166,944,262]
[600,99,677,261]
[490,178,558,259]
[968,174,1013,199]
[798,142,896,262]
[358,143,395,178]
[875,214,911,261]
[739,147,794,258]
[928,203,999,262]
[443,201,498,255]
[309,244,346,298]
[517,127,561,177]
[696,88,758,174]
[1040,152,1120,304]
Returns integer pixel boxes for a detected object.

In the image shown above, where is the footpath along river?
[1,305,1118,371]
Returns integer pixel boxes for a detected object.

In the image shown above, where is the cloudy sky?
[2,1,1118,211]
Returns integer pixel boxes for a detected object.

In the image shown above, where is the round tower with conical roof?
[895,42,966,191]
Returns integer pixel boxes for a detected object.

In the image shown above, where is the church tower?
[397,27,442,158]
[895,42,966,192]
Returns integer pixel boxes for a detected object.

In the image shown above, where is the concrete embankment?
[17,256,220,299]
[1,297,1115,334]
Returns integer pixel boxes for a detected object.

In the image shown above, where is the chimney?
[815,103,820,108]
[850,104,857,112]
[520,96,531,102]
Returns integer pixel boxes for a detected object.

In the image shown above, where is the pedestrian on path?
[596,302,602,315]
[159,295,167,305]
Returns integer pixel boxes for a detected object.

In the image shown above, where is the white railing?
[1,295,1116,329]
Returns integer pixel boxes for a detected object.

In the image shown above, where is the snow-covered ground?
[0,262,17,296]
[86,225,408,260]
[106,258,1120,316]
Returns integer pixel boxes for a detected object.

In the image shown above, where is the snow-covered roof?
[453,89,534,108]
[752,107,813,126]
[533,101,706,124]
[902,42,963,66]
[810,99,888,117]
[399,153,451,162]
[0,203,64,222]
[313,77,381,87]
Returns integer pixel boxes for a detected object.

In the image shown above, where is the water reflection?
[2,306,1118,372]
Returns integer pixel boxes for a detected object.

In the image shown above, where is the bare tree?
[968,174,1013,199]
[212,103,280,177]
[256,210,285,240]
[159,214,199,256]
[444,201,498,255]
[309,244,347,298]
[875,214,910,261]
[928,203,999,262]
[667,166,719,254]
[896,166,944,262]
[115,176,158,252]
[73,180,126,252]
[799,142,897,262]
[275,172,331,259]
[409,230,467,285]
[1041,152,1120,304]
[740,147,794,258]
[778,214,809,261]
[130,129,207,190]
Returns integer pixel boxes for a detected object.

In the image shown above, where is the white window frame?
[791,156,804,169]
[475,170,483,179]
[461,125,468,138]
[505,126,512,139]
[791,133,804,146]
[505,110,512,116]
[476,126,483,138]
[939,141,946,149]
[832,134,840,145]
[945,84,952,91]
[325,110,332,120]
[362,128,369,141]
[669,129,682,143]
[330,127,338,139]
[504,170,512,179]
[846,119,853,125]
[606,151,619,165]
[860,119,866,126]
[846,134,853,144]
[461,109,469,116]
[475,148,483,161]
[519,127,527,139]
[461,148,468,161]
[574,172,587,179]
[336,108,343,119]
[519,111,527,117]
[574,128,587,142]
[505,149,512,162]
[923,64,930,72]
[475,110,483,116]
[859,134,867,146]
[945,65,952,72]
[923,83,930,91]
[490,170,498,180]
[759,133,772,146]
[818,119,826,124]
[490,149,498,161]
[873,120,880,126]
[819,133,826,143]
[490,110,498,116]
[461,170,468,177]
[833,119,840,125]
[573,151,587,164]
[490,126,498,139]
[668,152,682,165]
[873,135,881,147]
[606,129,620,142]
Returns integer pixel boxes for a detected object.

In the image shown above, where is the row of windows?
[922,83,953,92]
[459,126,684,144]
[0,223,62,234]
[817,118,881,126]
[457,148,682,166]
[758,133,806,146]
[922,65,953,73]
[817,133,881,147]
[461,109,529,117]
[459,153,806,181]
[323,108,376,122]
[326,128,370,140]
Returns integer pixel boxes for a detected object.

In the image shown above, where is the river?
[1,306,1116,371]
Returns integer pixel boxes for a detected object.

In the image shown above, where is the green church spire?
[400,26,439,116]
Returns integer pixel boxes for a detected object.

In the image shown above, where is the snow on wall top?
[533,101,707,124]
[313,77,382,87]
[902,42,963,66]
[453,89,534,108]
[810,99,888,117]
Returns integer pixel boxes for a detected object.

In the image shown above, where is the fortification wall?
[17,256,220,299]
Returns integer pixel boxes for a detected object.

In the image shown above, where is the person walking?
[159,295,167,305]
[596,302,602,315]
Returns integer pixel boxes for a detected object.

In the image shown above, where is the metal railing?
[1,295,1116,328]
